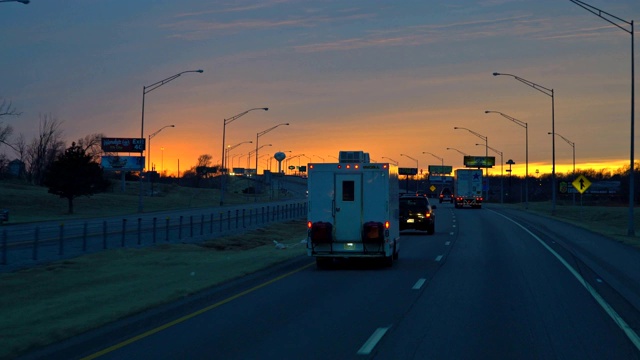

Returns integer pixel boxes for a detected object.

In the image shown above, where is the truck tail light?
[363,221,384,243]
[310,221,333,243]
[307,221,312,229]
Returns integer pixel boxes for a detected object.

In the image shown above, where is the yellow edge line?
[82,261,315,360]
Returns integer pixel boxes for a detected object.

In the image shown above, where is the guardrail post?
[242,209,246,228]
[219,213,223,232]
[179,216,183,240]
[227,210,231,230]
[2,229,7,265]
[189,215,193,238]
[153,217,157,244]
[33,227,39,261]
[103,221,107,249]
[210,213,214,234]
[137,218,142,245]
[262,206,265,223]
[58,223,64,256]
[165,217,170,242]
[201,214,205,236]
[121,219,127,247]
[82,222,88,252]
[235,209,239,229]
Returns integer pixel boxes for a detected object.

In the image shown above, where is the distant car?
[439,187,453,203]
[399,195,436,234]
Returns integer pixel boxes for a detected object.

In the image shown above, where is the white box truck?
[454,169,483,209]
[306,151,400,267]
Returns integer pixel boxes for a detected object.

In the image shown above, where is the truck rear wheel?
[316,257,332,269]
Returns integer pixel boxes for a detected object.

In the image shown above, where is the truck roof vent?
[338,151,370,164]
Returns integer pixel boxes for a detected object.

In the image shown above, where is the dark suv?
[399,195,436,234]
[439,187,453,203]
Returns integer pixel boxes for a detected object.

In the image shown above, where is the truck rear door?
[335,173,362,241]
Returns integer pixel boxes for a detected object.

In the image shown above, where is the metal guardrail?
[1,201,308,272]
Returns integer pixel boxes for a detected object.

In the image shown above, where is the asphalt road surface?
[23,203,640,360]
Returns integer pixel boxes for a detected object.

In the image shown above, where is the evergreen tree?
[44,142,110,214]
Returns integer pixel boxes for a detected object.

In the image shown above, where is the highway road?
[24,203,640,359]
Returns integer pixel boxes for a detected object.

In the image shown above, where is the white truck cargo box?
[306,160,400,267]
[454,169,483,208]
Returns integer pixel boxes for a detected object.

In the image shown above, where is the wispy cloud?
[163,10,373,41]
[293,14,544,53]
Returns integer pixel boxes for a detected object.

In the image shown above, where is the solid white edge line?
[445,241,451,246]
[435,255,443,262]
[491,210,640,351]
[357,327,390,355]
[413,278,426,290]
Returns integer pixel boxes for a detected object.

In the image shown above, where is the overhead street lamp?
[139,69,203,213]
[220,107,268,206]
[225,141,252,171]
[256,123,289,176]
[493,72,555,214]
[569,0,635,235]
[423,151,444,166]
[550,132,576,205]
[381,157,398,166]
[485,110,529,208]
[249,144,273,169]
[400,154,419,192]
[286,154,304,174]
[477,143,503,204]
[328,155,339,161]
[313,155,325,163]
[446,147,468,156]
[454,127,488,201]
[148,124,175,171]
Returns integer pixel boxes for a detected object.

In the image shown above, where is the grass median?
[0,219,309,359]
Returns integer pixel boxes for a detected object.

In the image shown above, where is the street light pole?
[400,153,419,192]
[256,123,289,177]
[493,72,555,214]
[569,0,634,235]
[454,127,489,201]
[423,152,444,166]
[550,132,576,205]
[446,147,468,156]
[148,124,175,171]
[477,143,503,204]
[381,157,398,166]
[224,141,252,173]
[138,69,203,213]
[485,110,529,208]
[220,107,268,206]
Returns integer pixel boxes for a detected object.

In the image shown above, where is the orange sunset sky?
[2,1,638,179]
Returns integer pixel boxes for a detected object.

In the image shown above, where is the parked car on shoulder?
[399,194,436,234]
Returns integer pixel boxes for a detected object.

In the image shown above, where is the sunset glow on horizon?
[2,1,638,182]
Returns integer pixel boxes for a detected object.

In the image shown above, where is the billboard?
[428,165,453,174]
[463,156,495,168]
[101,138,145,152]
[101,156,144,171]
[398,167,418,175]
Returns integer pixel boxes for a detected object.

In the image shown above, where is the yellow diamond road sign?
[430,185,436,192]
[572,175,591,194]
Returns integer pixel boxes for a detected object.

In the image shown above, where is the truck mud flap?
[309,221,334,253]
[362,221,385,254]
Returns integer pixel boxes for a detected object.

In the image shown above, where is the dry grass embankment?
[0,219,309,359]
[0,178,290,223]
[498,201,640,248]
